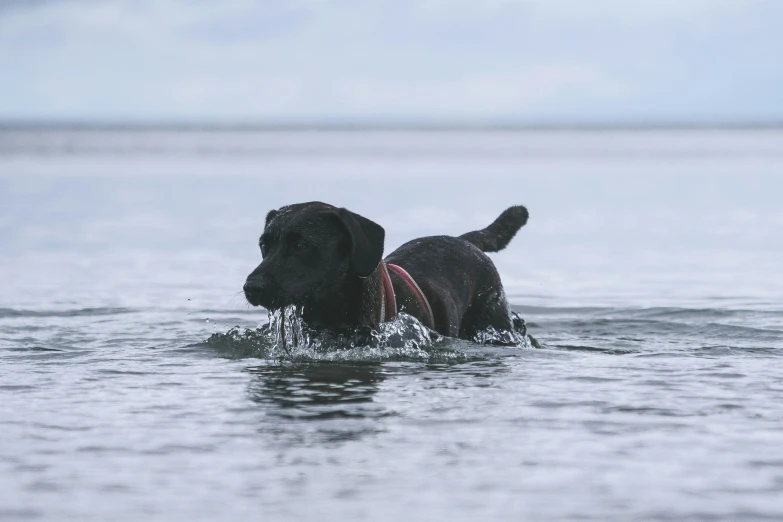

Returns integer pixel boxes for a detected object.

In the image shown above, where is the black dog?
[244,202,528,340]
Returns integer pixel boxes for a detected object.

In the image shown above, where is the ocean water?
[1,127,782,521]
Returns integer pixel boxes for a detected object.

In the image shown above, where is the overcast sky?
[1,0,781,124]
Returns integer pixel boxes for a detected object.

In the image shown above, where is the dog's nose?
[243,278,267,306]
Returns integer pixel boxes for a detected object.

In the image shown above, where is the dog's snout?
[243,277,268,306]
[243,279,264,293]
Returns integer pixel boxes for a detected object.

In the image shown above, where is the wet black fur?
[244,202,528,340]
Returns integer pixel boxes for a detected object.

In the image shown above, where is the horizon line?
[2,119,783,132]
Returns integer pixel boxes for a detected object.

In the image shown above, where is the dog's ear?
[265,209,279,228]
[335,208,385,277]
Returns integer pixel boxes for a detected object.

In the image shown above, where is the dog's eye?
[294,241,307,252]
[260,243,268,257]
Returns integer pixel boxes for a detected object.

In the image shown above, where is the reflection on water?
[242,358,521,448]
[246,363,388,445]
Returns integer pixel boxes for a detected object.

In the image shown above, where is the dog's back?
[385,205,528,338]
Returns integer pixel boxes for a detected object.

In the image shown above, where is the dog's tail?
[459,205,528,253]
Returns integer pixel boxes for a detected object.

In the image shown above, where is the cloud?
[0,0,781,122]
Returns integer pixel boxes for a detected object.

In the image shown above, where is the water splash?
[205,307,534,361]
[267,305,307,355]
[470,312,539,348]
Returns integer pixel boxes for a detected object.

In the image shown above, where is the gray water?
[1,128,782,521]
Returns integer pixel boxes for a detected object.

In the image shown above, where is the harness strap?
[378,262,397,324]
[386,263,436,330]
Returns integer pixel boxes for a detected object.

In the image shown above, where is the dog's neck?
[301,265,384,330]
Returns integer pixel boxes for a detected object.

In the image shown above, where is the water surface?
[1,128,782,521]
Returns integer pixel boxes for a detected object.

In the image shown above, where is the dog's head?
[243,202,385,310]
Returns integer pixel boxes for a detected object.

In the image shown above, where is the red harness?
[379,262,435,330]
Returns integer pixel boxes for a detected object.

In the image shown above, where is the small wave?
[512,305,610,315]
[6,346,65,353]
[0,307,137,319]
[187,308,263,316]
[97,369,153,376]
[549,344,634,355]
[513,304,783,322]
